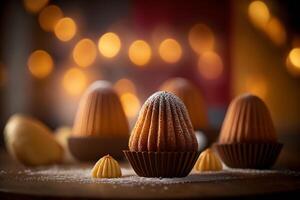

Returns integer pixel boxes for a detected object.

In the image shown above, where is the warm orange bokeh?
[54,17,77,42]
[114,78,136,95]
[62,68,87,96]
[38,5,63,32]
[27,50,53,79]
[289,48,300,69]
[98,32,121,58]
[197,51,223,80]
[188,24,214,54]
[23,0,49,14]
[128,40,152,66]
[248,1,270,30]
[73,38,97,67]
[120,92,141,119]
[159,38,182,63]
[264,17,286,46]
[286,48,300,77]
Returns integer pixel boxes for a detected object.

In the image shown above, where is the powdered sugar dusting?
[146,91,186,111]
[130,91,197,151]
[137,91,188,123]
[2,165,299,187]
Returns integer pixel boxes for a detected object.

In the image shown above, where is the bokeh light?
[288,48,300,69]
[158,38,182,63]
[248,1,270,29]
[62,68,87,96]
[27,50,53,79]
[73,38,97,67]
[114,78,136,95]
[264,17,286,46]
[54,17,77,42]
[38,5,63,32]
[114,78,140,119]
[188,24,215,55]
[245,76,268,99]
[98,32,121,58]
[197,51,223,80]
[23,0,49,14]
[286,48,300,77]
[120,92,141,119]
[128,40,152,66]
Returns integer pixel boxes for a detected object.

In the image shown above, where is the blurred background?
[0,0,299,169]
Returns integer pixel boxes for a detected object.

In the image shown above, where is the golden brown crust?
[4,114,63,166]
[194,148,222,172]
[91,155,122,178]
[219,94,277,143]
[129,91,198,152]
[160,77,208,130]
[72,81,129,137]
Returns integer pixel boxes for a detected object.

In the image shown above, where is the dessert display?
[160,77,209,130]
[91,154,122,178]
[215,94,283,169]
[194,148,222,172]
[124,91,199,177]
[2,1,300,198]
[4,114,63,166]
[68,81,129,161]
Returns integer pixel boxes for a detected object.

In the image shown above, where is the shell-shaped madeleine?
[72,81,129,137]
[4,114,63,166]
[160,78,208,130]
[91,155,122,178]
[194,148,222,172]
[219,94,277,144]
[129,91,198,152]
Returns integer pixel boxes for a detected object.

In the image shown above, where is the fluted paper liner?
[123,151,200,177]
[68,136,128,162]
[215,143,282,169]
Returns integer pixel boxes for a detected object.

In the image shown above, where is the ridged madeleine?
[72,81,129,137]
[219,94,277,143]
[129,91,198,152]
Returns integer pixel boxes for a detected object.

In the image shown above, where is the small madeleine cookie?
[91,155,122,178]
[194,148,222,172]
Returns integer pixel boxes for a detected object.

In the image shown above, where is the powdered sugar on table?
[2,164,299,187]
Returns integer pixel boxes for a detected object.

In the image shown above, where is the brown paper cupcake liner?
[214,143,283,169]
[123,151,200,178]
[68,136,128,162]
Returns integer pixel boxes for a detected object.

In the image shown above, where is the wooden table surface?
[1,150,300,200]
